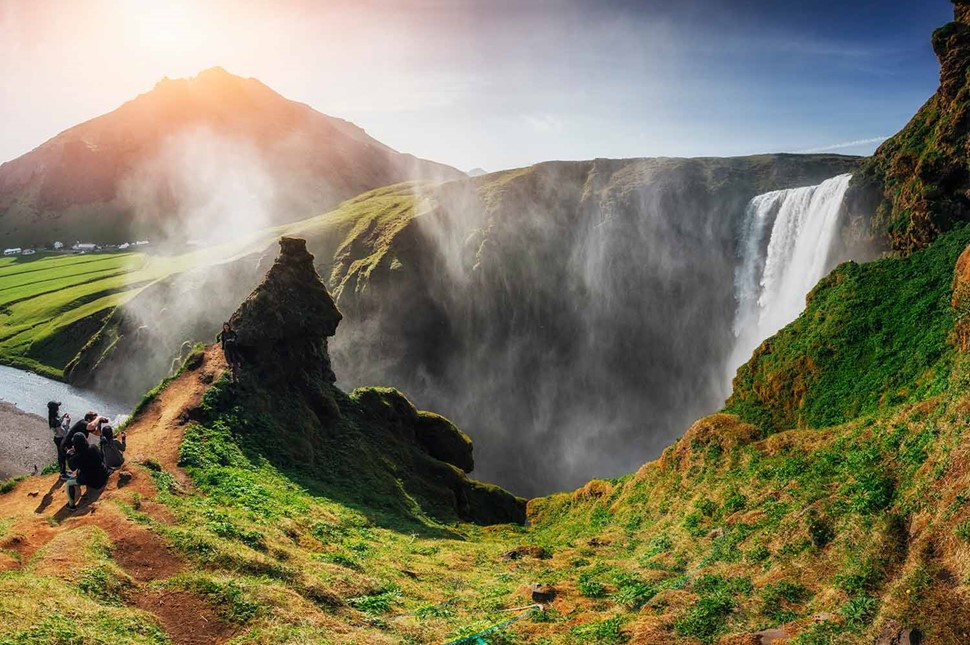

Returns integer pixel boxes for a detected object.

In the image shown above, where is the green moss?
[727,224,970,433]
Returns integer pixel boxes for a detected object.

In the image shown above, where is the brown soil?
[132,589,238,645]
[111,522,184,582]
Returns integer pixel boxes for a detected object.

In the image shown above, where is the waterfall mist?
[327,156,868,496]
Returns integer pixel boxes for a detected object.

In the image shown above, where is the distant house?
[72,243,97,251]
[52,241,63,249]
[22,249,36,256]
[118,242,130,250]
[3,248,22,256]
[134,240,150,246]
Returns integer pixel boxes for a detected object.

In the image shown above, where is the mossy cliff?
[850,0,970,252]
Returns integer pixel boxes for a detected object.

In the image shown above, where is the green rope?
[438,604,542,645]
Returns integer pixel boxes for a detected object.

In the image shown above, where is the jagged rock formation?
[229,237,342,416]
[850,0,970,252]
[207,236,524,525]
[0,67,462,245]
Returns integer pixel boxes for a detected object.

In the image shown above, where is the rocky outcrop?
[850,0,970,252]
[209,237,525,525]
[230,237,341,417]
[351,388,474,473]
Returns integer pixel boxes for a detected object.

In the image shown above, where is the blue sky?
[0,0,954,171]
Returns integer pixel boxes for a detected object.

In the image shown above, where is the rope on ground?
[438,604,543,645]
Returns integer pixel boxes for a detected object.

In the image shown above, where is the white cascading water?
[727,173,853,381]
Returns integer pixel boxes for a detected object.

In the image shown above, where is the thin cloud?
[797,136,888,153]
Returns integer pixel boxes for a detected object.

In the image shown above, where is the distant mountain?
[466,167,488,177]
[0,67,463,245]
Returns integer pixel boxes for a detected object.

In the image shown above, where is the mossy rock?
[458,480,527,526]
[414,411,473,473]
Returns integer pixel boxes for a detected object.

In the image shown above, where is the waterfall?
[728,173,853,380]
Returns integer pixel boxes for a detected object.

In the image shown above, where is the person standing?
[217,322,241,380]
[47,401,70,480]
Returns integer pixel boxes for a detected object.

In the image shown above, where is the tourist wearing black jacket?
[65,433,108,510]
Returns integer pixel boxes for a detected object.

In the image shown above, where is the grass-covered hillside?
[0,235,281,381]
[0,182,429,387]
[0,251,207,378]
[529,229,970,644]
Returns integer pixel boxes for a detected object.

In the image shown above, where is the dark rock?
[457,479,527,525]
[231,237,342,417]
[529,583,556,603]
[501,545,551,561]
[875,628,923,645]
[117,471,133,488]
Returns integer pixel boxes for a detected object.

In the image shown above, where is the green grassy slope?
[0,253,156,377]
[726,224,970,433]
[0,234,280,378]
[6,218,970,644]
[527,230,970,643]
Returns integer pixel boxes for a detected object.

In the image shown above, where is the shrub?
[673,592,733,643]
[840,595,878,629]
[760,581,810,623]
[577,571,607,598]
[570,616,626,644]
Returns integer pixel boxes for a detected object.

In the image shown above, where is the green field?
[0,241,272,378]
[0,182,429,380]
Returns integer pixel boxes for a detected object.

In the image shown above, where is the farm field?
[0,239,273,378]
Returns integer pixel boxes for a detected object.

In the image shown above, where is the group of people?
[47,402,126,510]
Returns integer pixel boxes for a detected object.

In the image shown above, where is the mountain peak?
[0,68,463,246]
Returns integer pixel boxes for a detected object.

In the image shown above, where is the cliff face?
[68,154,865,495]
[850,0,970,252]
[324,155,866,495]
[202,237,525,525]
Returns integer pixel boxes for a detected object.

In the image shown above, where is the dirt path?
[0,346,237,644]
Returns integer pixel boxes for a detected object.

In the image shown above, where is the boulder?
[501,545,551,561]
[529,583,556,603]
[415,411,473,473]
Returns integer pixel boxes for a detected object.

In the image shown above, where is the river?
[0,364,133,479]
